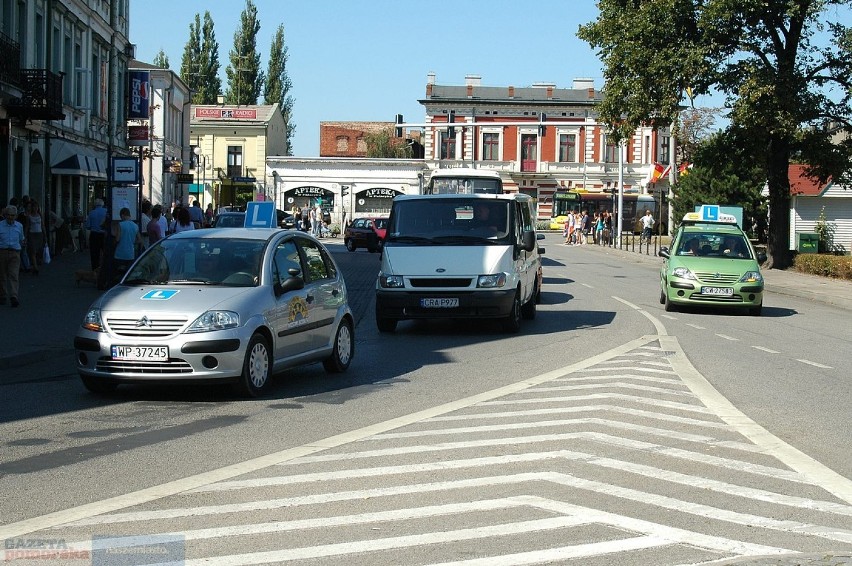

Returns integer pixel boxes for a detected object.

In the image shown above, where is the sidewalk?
[0,248,101,370]
[1,238,850,370]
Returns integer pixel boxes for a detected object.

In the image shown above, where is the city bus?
[550,191,668,234]
[425,169,503,194]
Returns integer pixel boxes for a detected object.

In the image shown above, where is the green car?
[659,211,766,316]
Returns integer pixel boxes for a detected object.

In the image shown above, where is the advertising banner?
[111,186,138,220]
[194,107,258,119]
[127,125,148,146]
[128,70,150,119]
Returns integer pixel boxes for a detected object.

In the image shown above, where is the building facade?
[1,0,133,225]
[190,103,286,211]
[269,74,675,226]
[127,61,191,208]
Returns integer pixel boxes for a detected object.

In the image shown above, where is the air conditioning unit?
[125,43,136,58]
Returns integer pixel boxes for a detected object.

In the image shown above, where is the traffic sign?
[700,205,720,221]
[244,201,276,228]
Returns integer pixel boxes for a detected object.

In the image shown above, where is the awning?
[50,142,108,178]
[51,153,107,178]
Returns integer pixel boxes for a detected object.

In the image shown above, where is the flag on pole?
[650,162,665,182]
[660,164,672,179]
[678,162,693,177]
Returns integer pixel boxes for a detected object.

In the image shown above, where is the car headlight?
[186,311,240,333]
[82,308,104,332]
[378,274,405,288]
[671,267,697,280]
[739,271,763,283]
[477,273,508,288]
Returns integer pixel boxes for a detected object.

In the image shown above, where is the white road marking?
[612,296,668,336]
[716,333,739,341]
[796,359,833,369]
[480,393,713,414]
[532,383,696,397]
[661,314,678,320]
[686,323,706,330]
[752,346,780,354]
[582,282,594,288]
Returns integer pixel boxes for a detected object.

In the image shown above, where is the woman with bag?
[26,201,45,275]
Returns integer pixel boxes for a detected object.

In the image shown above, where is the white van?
[375,193,544,333]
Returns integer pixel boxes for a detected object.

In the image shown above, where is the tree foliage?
[179,12,221,104]
[579,0,852,269]
[364,129,414,158]
[264,24,296,156]
[153,49,169,69]
[225,0,265,105]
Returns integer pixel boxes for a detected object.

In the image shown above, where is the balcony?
[0,31,21,88]
[6,69,65,121]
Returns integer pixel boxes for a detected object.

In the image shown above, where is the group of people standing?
[291,202,330,238]
[563,210,614,246]
[0,194,73,307]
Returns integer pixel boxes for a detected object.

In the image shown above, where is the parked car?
[212,211,246,228]
[659,208,766,316]
[344,217,388,252]
[74,228,354,397]
[277,209,296,230]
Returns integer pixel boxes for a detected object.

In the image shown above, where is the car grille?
[106,316,188,338]
[96,357,194,374]
[409,278,473,288]
[689,293,744,303]
[695,272,740,285]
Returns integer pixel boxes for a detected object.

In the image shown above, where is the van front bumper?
[376,290,516,320]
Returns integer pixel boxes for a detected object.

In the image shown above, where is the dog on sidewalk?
[74,268,99,286]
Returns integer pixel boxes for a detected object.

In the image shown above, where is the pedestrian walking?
[86,198,108,271]
[641,209,654,243]
[147,205,164,247]
[0,205,26,307]
[25,201,45,275]
[113,207,142,284]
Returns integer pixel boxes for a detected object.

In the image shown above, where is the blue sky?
[129,0,613,156]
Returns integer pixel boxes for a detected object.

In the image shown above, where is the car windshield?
[677,232,752,259]
[124,237,265,286]
[388,199,511,243]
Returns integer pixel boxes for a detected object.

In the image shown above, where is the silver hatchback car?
[74,228,354,396]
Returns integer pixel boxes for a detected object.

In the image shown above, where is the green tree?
[225,0,265,105]
[179,14,202,101]
[180,12,222,104]
[198,12,222,104]
[264,24,295,155]
[153,49,169,69]
[364,129,413,158]
[579,0,852,269]
[673,130,768,240]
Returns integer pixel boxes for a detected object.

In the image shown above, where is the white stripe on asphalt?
[479,393,713,414]
[0,335,655,539]
[752,346,780,354]
[796,359,833,369]
[716,333,739,341]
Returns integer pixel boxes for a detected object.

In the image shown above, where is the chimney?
[588,87,595,99]
[508,86,515,99]
[426,83,433,97]
[464,74,481,87]
[573,78,595,90]
[427,72,436,85]
[546,86,553,99]
[466,84,473,98]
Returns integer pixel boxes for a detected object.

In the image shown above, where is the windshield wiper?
[122,277,152,285]
[432,235,499,245]
[387,235,438,244]
[168,278,215,284]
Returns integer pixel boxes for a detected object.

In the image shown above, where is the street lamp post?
[193,146,206,209]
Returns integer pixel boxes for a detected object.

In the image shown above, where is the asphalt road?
[1,234,850,565]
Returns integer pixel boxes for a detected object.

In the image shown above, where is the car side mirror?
[273,267,304,297]
[659,246,670,259]
[520,230,536,252]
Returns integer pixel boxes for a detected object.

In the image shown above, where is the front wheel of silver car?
[323,319,354,373]
[235,333,271,397]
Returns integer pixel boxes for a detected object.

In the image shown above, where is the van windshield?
[388,199,512,244]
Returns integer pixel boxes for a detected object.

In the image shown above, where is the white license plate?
[421,298,459,308]
[111,345,169,361]
[701,286,733,296]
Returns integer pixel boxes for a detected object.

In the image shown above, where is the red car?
[344,217,388,252]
